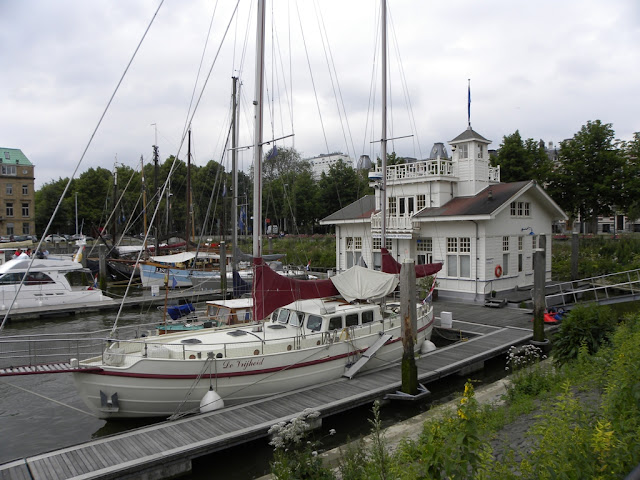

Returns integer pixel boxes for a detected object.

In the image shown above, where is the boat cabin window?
[236,309,251,323]
[25,272,55,285]
[362,310,374,324]
[215,306,231,324]
[0,272,24,285]
[346,313,359,327]
[289,311,304,327]
[306,314,323,332]
[328,316,343,330]
[273,308,289,324]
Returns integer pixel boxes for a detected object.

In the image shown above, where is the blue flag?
[171,276,177,289]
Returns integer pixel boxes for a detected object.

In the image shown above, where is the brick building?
[0,148,36,237]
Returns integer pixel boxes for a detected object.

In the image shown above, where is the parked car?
[12,235,28,242]
[44,234,67,243]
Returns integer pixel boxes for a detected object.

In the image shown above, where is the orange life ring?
[495,265,503,278]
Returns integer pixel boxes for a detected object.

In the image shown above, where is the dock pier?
[0,300,551,480]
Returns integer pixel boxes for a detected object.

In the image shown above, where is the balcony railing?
[371,159,455,182]
[370,213,415,232]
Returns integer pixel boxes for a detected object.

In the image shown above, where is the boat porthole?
[316,340,321,345]
[287,345,292,351]
[254,349,259,355]
[189,354,196,359]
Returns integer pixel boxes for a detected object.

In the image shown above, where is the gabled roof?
[0,148,32,166]
[320,195,375,224]
[449,127,490,144]
[414,180,566,221]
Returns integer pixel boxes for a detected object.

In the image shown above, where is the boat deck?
[0,301,550,480]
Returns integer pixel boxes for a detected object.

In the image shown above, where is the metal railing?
[543,268,640,308]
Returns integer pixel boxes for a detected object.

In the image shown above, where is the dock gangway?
[543,268,640,309]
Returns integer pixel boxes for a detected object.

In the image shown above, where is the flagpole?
[467,78,471,128]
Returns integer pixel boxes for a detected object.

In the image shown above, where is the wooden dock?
[0,301,546,480]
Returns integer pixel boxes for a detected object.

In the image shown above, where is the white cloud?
[1,0,639,189]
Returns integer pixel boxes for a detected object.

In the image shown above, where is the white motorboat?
[72,265,434,418]
[0,249,112,311]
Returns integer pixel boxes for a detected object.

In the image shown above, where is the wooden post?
[400,258,418,395]
[533,235,546,342]
[220,241,227,299]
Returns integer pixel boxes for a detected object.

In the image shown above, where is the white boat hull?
[73,307,433,418]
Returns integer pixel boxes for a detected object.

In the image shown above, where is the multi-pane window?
[509,201,531,218]
[372,237,392,271]
[21,203,29,217]
[1,165,17,176]
[477,144,483,158]
[22,185,28,195]
[458,144,469,159]
[346,236,362,268]
[518,236,524,272]
[5,184,12,195]
[6,223,14,235]
[6,203,13,217]
[446,237,471,278]
[388,197,397,215]
[417,194,426,210]
[416,238,432,265]
[502,236,510,276]
[22,222,30,235]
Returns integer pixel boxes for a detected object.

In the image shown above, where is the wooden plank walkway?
[0,301,543,480]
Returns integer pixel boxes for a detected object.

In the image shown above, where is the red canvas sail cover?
[252,257,339,320]
[381,248,442,277]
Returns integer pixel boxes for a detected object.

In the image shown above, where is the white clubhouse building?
[320,126,567,302]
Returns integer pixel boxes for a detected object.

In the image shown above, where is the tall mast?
[152,125,160,253]
[253,0,265,258]
[380,0,388,247]
[232,76,239,273]
[140,155,148,251]
[113,159,118,243]
[186,128,192,251]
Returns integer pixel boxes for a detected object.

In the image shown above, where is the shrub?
[552,304,617,367]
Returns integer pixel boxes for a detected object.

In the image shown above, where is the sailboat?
[71,0,436,419]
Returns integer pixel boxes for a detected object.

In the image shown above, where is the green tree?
[491,131,554,184]
[318,159,372,225]
[34,177,74,234]
[618,132,640,224]
[547,120,623,232]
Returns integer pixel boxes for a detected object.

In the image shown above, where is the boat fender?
[200,387,224,413]
[495,265,503,278]
[420,340,436,354]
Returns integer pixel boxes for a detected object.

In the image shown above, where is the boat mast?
[253,0,265,258]
[152,124,160,254]
[232,76,239,274]
[380,0,388,248]
[141,155,148,252]
[186,128,192,251]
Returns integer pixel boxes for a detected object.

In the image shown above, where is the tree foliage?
[546,120,624,231]
[491,130,554,184]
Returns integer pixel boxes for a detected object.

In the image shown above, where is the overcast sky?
[2,0,639,190]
